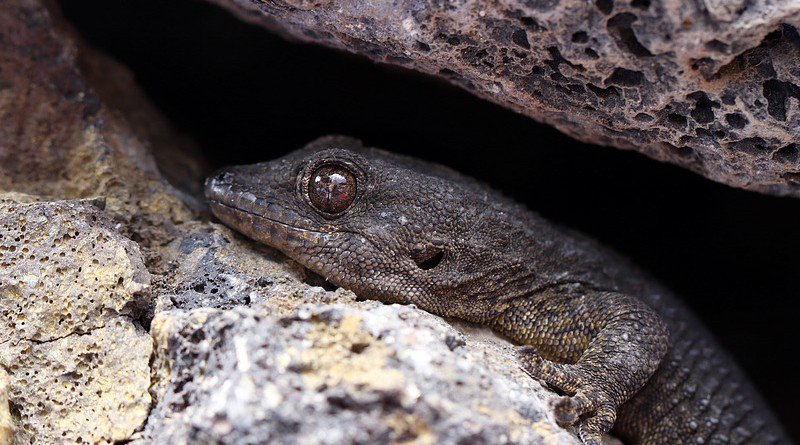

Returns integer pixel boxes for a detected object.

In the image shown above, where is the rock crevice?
[209,0,800,196]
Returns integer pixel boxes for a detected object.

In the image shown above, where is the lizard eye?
[308,164,357,214]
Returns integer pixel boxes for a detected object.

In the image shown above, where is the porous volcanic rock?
[0,198,152,444]
[141,303,581,445]
[0,199,150,342]
[207,0,800,197]
[0,0,190,442]
[0,1,586,443]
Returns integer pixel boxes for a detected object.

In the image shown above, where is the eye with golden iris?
[308,164,357,214]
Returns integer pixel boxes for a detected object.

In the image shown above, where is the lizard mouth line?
[208,198,331,236]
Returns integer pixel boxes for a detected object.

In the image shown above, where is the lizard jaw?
[205,169,333,255]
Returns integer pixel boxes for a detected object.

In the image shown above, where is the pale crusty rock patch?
[0,199,152,444]
[142,303,582,445]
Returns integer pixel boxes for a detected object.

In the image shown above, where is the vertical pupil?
[309,165,356,214]
[314,172,347,203]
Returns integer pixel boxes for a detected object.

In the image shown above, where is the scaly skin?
[205,135,790,445]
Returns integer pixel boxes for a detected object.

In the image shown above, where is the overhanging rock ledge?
[209,0,800,196]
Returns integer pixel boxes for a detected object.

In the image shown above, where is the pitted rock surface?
[0,199,152,444]
[1,0,795,443]
[0,200,149,341]
[0,1,588,443]
[0,369,11,445]
[208,0,800,196]
[0,1,191,443]
[142,304,582,445]
[155,221,327,313]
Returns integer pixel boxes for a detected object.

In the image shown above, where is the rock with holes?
[0,198,149,341]
[208,0,800,197]
[153,220,352,315]
[0,197,152,444]
[141,304,586,445]
[1,0,188,442]
[0,321,151,445]
[0,201,150,342]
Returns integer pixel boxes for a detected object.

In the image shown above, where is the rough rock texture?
[143,219,605,444]
[0,314,151,444]
[0,199,149,341]
[142,303,582,445]
[153,221,315,314]
[0,198,153,443]
[0,1,587,443]
[207,0,800,197]
[0,1,187,443]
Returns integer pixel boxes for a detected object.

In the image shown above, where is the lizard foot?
[517,345,582,393]
[517,346,616,445]
[556,396,615,445]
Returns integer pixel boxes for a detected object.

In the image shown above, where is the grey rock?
[142,303,583,445]
[0,2,585,440]
[0,368,11,445]
[0,0,776,443]
[207,0,800,197]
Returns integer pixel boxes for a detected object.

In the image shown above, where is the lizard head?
[205,136,532,320]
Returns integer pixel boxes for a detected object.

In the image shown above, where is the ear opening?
[414,250,444,270]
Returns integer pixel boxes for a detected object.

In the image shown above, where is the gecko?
[204,135,790,445]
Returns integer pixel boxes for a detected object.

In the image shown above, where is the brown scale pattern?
[206,136,790,445]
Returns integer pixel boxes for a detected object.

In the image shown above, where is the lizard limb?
[492,290,668,442]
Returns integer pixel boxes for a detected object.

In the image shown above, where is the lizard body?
[205,136,790,445]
